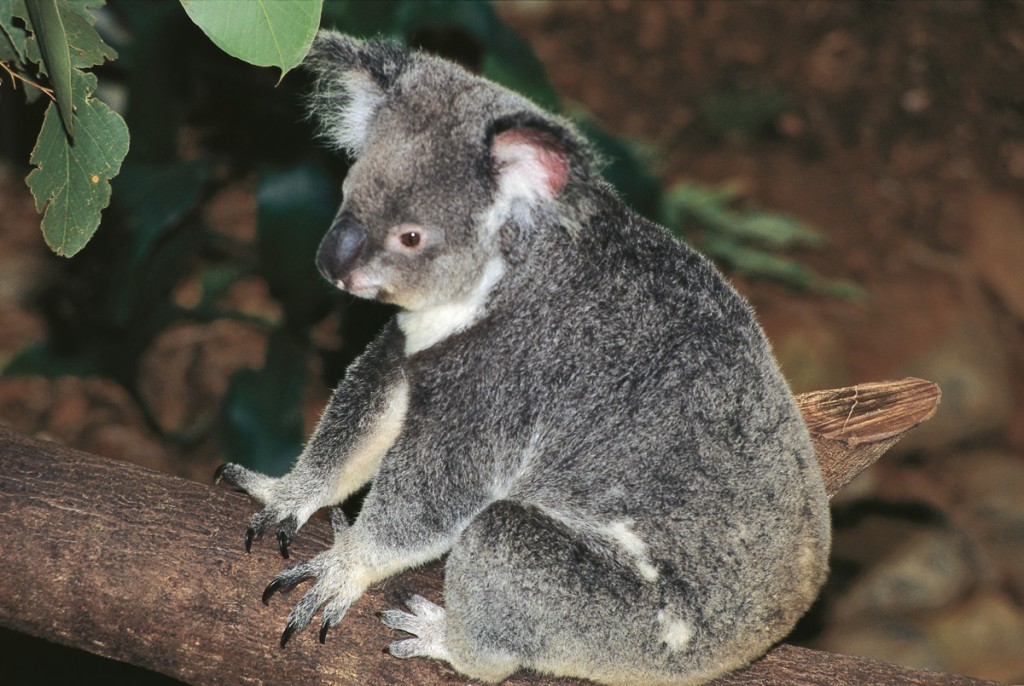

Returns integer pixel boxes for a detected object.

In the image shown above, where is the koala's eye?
[389,224,427,253]
[399,230,421,248]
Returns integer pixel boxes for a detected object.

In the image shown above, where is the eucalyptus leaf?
[703,234,864,300]
[26,69,129,257]
[665,183,823,249]
[20,0,114,69]
[24,0,74,137]
[180,0,322,78]
[58,0,116,68]
[1,0,28,62]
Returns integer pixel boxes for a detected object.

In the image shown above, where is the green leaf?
[180,0,322,79]
[24,0,74,137]
[20,0,115,69]
[113,160,213,266]
[26,69,130,257]
[703,234,865,300]
[664,183,823,249]
[106,160,213,325]
[59,0,116,69]
[1,0,28,62]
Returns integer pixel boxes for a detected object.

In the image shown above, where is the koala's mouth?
[337,270,378,295]
[338,272,397,304]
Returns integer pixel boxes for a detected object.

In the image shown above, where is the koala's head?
[304,31,595,311]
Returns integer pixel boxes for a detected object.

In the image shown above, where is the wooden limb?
[797,377,941,497]
[1,377,988,686]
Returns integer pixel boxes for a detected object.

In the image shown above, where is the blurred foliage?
[2,0,860,476]
[700,88,791,139]
[663,183,864,299]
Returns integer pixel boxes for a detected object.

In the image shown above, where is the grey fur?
[218,31,830,686]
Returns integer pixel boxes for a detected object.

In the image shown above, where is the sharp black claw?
[319,621,331,644]
[213,463,227,484]
[277,530,290,559]
[263,578,284,606]
[245,526,255,553]
[280,621,297,648]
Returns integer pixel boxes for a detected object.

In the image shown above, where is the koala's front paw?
[262,547,361,647]
[214,463,312,558]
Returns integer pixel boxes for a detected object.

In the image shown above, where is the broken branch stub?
[797,377,941,497]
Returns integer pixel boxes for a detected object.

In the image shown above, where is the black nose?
[316,212,367,284]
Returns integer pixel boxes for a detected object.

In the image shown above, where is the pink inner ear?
[493,128,570,197]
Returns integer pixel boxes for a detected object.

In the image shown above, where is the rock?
[814,621,942,673]
[968,190,1024,322]
[0,376,175,472]
[946,450,1024,597]
[925,590,1024,683]
[0,376,54,435]
[138,320,267,437]
[202,181,256,244]
[820,591,1024,682]
[897,314,1013,452]
[831,527,974,623]
[218,276,282,324]
[806,30,867,97]
[949,450,1024,523]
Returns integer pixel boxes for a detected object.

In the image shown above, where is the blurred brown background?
[1,1,1022,683]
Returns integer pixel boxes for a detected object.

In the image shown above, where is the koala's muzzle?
[317,212,367,287]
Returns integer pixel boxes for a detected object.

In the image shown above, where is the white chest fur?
[397,257,506,355]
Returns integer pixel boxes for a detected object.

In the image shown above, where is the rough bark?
[0,377,994,685]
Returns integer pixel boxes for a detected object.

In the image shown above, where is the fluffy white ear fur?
[492,128,570,203]
[321,72,386,156]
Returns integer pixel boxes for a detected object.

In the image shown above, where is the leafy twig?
[0,59,55,100]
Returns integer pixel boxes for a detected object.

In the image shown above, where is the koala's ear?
[304,31,409,156]
[490,118,572,203]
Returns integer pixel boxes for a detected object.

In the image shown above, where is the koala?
[215,31,831,686]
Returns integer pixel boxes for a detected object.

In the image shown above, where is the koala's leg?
[216,325,406,557]
[262,441,494,646]
[430,500,671,685]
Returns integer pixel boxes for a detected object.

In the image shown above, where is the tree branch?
[0,377,992,685]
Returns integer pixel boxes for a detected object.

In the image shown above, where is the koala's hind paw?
[263,551,358,647]
[380,595,451,662]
